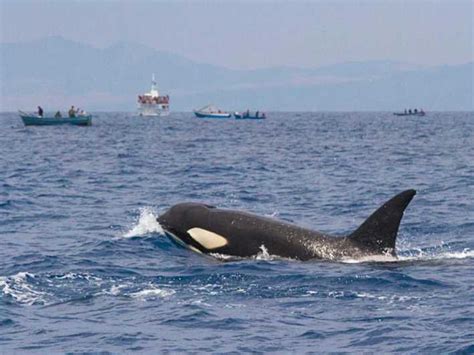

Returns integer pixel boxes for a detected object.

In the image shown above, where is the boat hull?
[138,111,170,117]
[137,103,169,117]
[234,112,266,119]
[393,112,426,117]
[194,111,231,118]
[20,115,92,126]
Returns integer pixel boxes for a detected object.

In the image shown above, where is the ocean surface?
[1,112,473,353]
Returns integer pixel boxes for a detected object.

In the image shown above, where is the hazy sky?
[1,0,473,69]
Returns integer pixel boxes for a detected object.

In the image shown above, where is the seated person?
[68,106,76,117]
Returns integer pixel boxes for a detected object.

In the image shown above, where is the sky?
[1,0,473,69]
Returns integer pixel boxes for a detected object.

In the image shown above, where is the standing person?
[37,106,43,117]
[68,106,76,117]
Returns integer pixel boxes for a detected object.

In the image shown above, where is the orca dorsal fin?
[349,189,416,255]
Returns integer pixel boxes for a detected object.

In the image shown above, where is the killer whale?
[157,190,416,261]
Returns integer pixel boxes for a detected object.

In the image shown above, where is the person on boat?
[414,108,418,114]
[54,111,62,118]
[37,106,43,117]
[68,106,76,118]
[256,111,259,118]
[408,109,412,114]
[404,109,407,114]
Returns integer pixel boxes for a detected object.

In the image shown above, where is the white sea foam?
[109,284,123,296]
[354,292,387,300]
[130,287,175,300]
[0,272,47,305]
[209,252,241,261]
[55,272,103,282]
[353,292,422,303]
[123,207,164,238]
[341,254,398,264]
[398,248,474,262]
[190,299,212,307]
[340,248,474,264]
[96,283,127,297]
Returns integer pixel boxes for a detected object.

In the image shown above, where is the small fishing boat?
[234,111,266,119]
[393,110,426,117]
[194,105,231,118]
[19,111,92,126]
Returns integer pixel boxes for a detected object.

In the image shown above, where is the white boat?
[194,104,231,118]
[137,74,170,116]
[234,110,266,119]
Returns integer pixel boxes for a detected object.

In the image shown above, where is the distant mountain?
[1,36,472,111]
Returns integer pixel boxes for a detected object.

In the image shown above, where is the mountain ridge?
[1,37,472,111]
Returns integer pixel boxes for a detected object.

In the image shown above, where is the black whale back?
[157,189,417,260]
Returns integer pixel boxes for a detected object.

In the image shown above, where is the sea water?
[0,112,473,352]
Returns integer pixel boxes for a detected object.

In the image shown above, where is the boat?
[194,104,231,118]
[234,111,266,119]
[19,111,92,126]
[137,74,170,117]
[393,110,426,117]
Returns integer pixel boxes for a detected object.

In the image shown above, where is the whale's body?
[157,190,416,261]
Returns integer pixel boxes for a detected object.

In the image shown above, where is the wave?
[0,272,47,306]
[123,207,164,238]
[0,271,177,306]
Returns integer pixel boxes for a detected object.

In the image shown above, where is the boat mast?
[150,73,159,97]
[151,73,156,91]
[150,73,160,97]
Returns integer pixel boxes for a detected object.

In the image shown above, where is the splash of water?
[255,245,272,260]
[210,245,289,262]
[123,207,164,238]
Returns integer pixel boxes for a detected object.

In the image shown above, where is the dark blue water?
[1,112,473,352]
